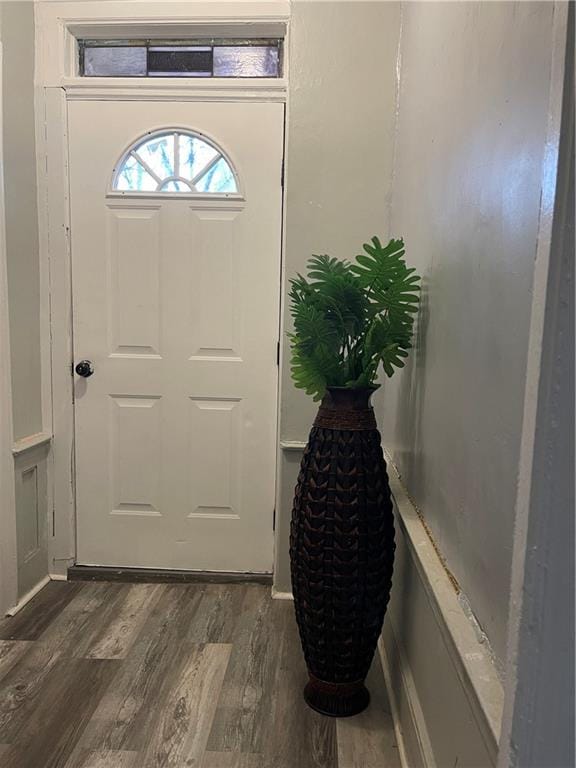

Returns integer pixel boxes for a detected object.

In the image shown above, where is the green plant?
[288,237,421,401]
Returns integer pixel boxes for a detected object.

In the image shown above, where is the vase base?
[303,675,370,717]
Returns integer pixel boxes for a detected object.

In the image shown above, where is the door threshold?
[68,565,273,585]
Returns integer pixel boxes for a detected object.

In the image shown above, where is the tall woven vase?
[289,386,395,717]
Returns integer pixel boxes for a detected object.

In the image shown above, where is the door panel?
[188,208,242,359]
[188,396,241,518]
[110,394,162,517]
[68,100,283,571]
[108,207,162,358]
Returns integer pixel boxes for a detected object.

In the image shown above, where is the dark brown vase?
[289,386,395,717]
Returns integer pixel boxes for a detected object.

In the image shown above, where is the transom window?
[112,131,239,195]
[80,39,282,78]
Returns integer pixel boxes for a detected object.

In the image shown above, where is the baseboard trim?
[5,574,50,616]
[68,565,273,585]
[379,626,436,768]
[279,440,307,452]
[271,588,293,600]
[379,636,409,768]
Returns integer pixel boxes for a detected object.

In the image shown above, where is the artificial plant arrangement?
[289,236,420,400]
[288,237,420,718]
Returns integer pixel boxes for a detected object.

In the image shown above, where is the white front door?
[68,100,283,572]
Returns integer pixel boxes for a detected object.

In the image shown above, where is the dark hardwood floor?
[0,581,400,768]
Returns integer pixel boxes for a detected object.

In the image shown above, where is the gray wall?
[379,1,556,666]
[275,0,401,592]
[1,0,42,442]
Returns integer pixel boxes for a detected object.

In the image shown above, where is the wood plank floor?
[0,582,401,768]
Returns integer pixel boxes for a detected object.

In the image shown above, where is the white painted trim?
[48,573,68,582]
[0,41,19,617]
[5,575,51,617]
[12,432,52,457]
[271,588,293,600]
[385,455,504,761]
[272,62,289,594]
[35,60,56,589]
[36,1,289,87]
[279,439,306,451]
[63,80,287,103]
[37,86,76,579]
[378,632,430,768]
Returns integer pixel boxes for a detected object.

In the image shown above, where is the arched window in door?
[112,130,239,194]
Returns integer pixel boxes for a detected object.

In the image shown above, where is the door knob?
[75,360,94,378]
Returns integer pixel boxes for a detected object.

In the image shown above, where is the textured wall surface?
[379,1,556,666]
[275,0,401,592]
[1,1,42,442]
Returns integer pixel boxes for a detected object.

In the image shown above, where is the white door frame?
[0,39,20,614]
[35,0,290,576]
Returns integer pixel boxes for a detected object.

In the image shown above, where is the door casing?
[34,0,290,576]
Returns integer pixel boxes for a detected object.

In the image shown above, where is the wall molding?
[271,588,293,600]
[383,456,504,766]
[279,440,306,451]
[63,81,287,104]
[5,575,50,617]
[389,465,504,748]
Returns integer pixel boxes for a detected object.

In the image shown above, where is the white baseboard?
[271,588,293,600]
[5,574,50,616]
[379,636,409,768]
[379,625,435,768]
[49,557,72,579]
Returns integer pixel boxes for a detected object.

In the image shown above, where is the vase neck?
[322,387,377,411]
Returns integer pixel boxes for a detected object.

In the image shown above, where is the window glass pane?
[80,40,281,78]
[115,154,157,191]
[148,46,212,77]
[195,157,237,193]
[134,134,175,180]
[84,46,146,77]
[178,135,219,181]
[112,131,238,195]
[213,46,279,77]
